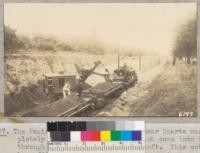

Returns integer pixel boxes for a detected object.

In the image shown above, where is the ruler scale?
[48,142,144,152]
[47,121,145,153]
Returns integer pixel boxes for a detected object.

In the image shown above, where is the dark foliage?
[4,26,24,52]
[172,16,197,65]
[4,25,105,54]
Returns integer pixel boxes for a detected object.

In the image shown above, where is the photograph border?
[0,0,199,123]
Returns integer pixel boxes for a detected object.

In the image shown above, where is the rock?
[96,111,112,116]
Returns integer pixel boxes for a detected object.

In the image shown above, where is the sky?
[4,3,196,55]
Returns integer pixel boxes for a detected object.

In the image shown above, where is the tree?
[4,25,24,52]
[30,36,57,51]
[172,16,197,65]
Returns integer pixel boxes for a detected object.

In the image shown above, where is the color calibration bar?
[47,121,144,142]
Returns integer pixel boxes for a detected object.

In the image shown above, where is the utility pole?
[118,50,120,69]
[139,53,141,71]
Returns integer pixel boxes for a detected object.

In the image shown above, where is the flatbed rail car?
[60,80,136,116]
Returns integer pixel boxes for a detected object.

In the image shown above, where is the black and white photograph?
[4,3,197,117]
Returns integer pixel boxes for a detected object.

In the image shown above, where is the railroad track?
[58,102,93,117]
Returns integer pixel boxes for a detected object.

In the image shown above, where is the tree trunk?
[187,56,191,64]
[172,56,176,66]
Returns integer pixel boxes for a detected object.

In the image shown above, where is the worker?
[105,68,112,82]
[77,81,82,97]
[122,63,128,71]
[63,82,71,98]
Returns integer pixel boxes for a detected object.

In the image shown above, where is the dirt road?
[96,62,197,117]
